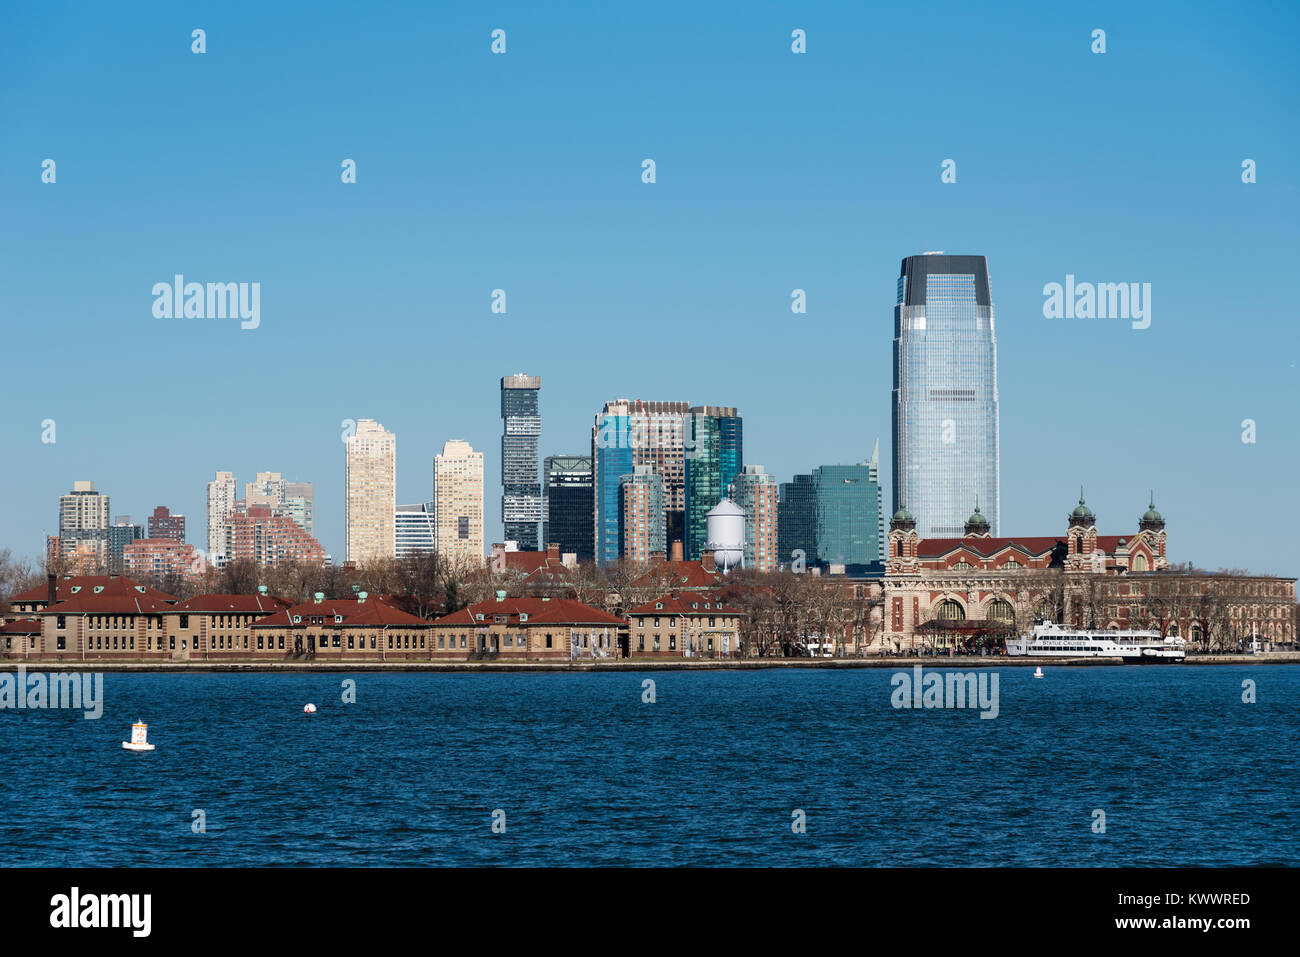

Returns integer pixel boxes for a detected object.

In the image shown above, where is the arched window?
[951,560,973,570]
[1132,554,1149,572]
[986,599,1015,625]
[1001,559,1022,569]
[934,599,965,622]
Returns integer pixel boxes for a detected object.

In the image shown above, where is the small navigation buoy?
[122,721,155,752]
[303,703,317,714]
[1033,666,1044,679]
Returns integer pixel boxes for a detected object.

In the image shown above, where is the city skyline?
[3,4,1297,575]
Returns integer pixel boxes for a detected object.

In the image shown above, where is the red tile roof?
[9,575,176,605]
[250,597,432,629]
[1,618,41,635]
[627,593,737,616]
[170,594,293,614]
[635,561,724,590]
[916,535,1137,559]
[433,596,625,628]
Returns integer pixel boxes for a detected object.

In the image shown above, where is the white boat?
[1006,620,1186,663]
[122,721,155,752]
[1033,666,1044,678]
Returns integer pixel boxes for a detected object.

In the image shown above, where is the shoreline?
[2,654,1297,674]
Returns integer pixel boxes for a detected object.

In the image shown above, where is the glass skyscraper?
[500,374,542,550]
[813,460,883,571]
[892,253,1000,538]
[544,454,594,562]
[684,406,742,560]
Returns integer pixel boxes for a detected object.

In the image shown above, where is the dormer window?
[655,603,663,610]
[70,586,81,594]
[292,615,302,624]
[135,586,146,593]
[93,586,104,594]
[476,614,485,621]
[519,613,528,622]
[951,560,973,570]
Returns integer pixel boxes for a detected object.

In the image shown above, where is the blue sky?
[2,1,1297,573]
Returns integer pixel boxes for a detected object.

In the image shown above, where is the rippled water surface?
[1,666,1296,866]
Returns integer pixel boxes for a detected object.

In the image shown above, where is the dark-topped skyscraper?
[500,373,542,550]
[544,454,594,562]
[892,253,1000,537]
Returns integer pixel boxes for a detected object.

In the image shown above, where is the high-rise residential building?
[812,452,885,572]
[225,504,328,567]
[125,538,206,582]
[893,252,1000,537]
[433,439,484,567]
[109,516,144,574]
[345,418,397,563]
[730,464,779,572]
[500,374,542,550]
[147,505,186,543]
[283,481,315,535]
[777,474,818,570]
[544,454,594,562]
[684,406,743,560]
[245,471,286,507]
[619,465,666,564]
[206,471,238,563]
[592,399,697,565]
[395,503,437,557]
[58,480,111,567]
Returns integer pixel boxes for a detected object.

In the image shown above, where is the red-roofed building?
[29,576,179,660]
[7,574,177,615]
[431,592,627,660]
[625,592,743,658]
[250,594,434,660]
[1,618,41,657]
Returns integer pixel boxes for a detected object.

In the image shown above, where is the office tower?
[684,406,742,560]
[225,504,328,567]
[544,454,594,562]
[58,480,111,567]
[619,465,666,564]
[501,374,542,550]
[147,505,186,543]
[893,252,1000,537]
[206,471,238,563]
[109,516,144,575]
[777,474,817,570]
[433,439,485,567]
[245,471,285,507]
[812,451,885,571]
[395,503,437,557]
[345,418,397,563]
[730,464,779,572]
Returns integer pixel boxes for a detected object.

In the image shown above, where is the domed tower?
[963,500,992,537]
[887,505,920,574]
[1137,491,1168,568]
[1065,487,1099,570]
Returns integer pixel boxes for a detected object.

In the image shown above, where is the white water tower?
[705,499,746,572]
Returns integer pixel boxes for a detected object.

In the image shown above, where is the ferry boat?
[1005,620,1186,663]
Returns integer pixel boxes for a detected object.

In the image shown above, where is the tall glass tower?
[500,374,542,550]
[892,253,1000,538]
[684,406,742,560]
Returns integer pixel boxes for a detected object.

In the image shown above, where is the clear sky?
[2,1,1297,574]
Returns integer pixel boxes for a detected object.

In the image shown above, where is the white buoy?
[1033,666,1044,679]
[122,721,155,752]
[303,703,317,714]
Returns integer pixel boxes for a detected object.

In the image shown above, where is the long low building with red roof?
[430,591,627,660]
[625,593,743,658]
[249,593,435,660]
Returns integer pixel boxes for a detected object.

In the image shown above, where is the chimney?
[702,550,716,572]
[546,542,560,561]
[47,573,56,605]
[670,540,684,563]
